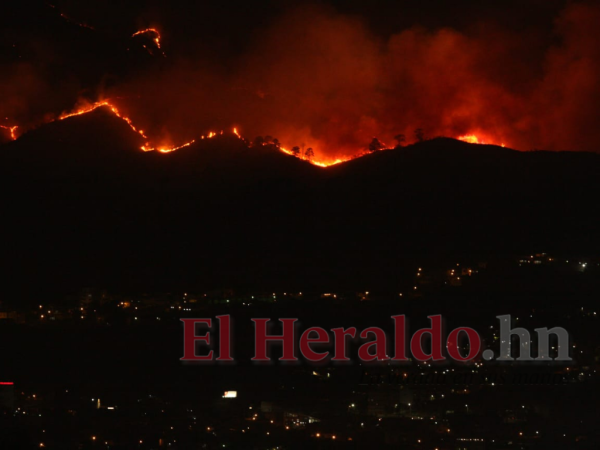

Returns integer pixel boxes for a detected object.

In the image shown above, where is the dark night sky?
[48,0,567,58]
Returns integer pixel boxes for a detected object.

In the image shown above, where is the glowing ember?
[0,125,18,141]
[458,134,481,144]
[59,102,148,139]
[132,29,165,56]
[269,143,353,167]
[142,141,196,153]
[57,101,198,153]
[458,134,505,147]
[48,4,95,30]
[4,100,508,168]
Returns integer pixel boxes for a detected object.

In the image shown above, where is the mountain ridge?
[2,110,600,300]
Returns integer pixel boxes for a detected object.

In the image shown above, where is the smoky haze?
[2,1,600,162]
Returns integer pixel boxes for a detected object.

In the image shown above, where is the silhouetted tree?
[264,135,273,145]
[291,146,301,157]
[394,134,406,148]
[368,138,384,153]
[305,148,314,160]
[414,128,425,143]
[253,136,265,147]
[272,138,281,149]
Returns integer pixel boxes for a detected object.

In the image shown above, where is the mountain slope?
[2,116,600,299]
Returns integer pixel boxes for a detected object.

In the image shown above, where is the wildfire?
[272,142,354,167]
[311,159,345,168]
[458,134,505,147]
[132,29,165,56]
[142,141,196,153]
[14,7,510,167]
[56,101,200,153]
[3,100,508,168]
[51,5,164,57]
[58,102,148,140]
[0,125,18,141]
[458,134,480,144]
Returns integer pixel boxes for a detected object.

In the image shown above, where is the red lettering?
[252,318,298,361]
[299,327,330,361]
[216,315,233,361]
[180,318,214,361]
[392,315,409,361]
[331,327,356,361]
[410,315,446,361]
[358,327,389,361]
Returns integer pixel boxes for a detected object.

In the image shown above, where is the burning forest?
[2,1,600,166]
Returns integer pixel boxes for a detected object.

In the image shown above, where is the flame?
[142,141,196,153]
[311,159,344,168]
[59,102,148,139]
[458,134,481,144]
[3,101,508,168]
[268,143,352,167]
[0,125,18,141]
[458,134,505,147]
[50,4,165,57]
[17,6,510,167]
[55,101,197,153]
[132,29,162,48]
[132,29,165,56]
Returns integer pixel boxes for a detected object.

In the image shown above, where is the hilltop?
[2,112,600,299]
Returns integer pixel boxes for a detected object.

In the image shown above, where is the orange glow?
[3,6,516,168]
[14,2,600,164]
[132,29,162,48]
[458,134,505,147]
[59,102,147,139]
[56,101,198,153]
[142,140,196,153]
[275,143,353,167]
[458,134,481,144]
[0,125,18,141]
[6,100,507,168]
[132,29,165,56]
